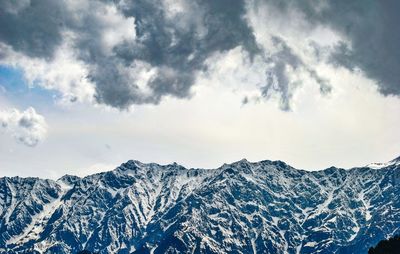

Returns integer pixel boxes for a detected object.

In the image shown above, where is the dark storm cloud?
[326,0,400,96]
[0,0,323,109]
[0,0,398,110]
[0,0,273,109]
[97,0,260,108]
[0,0,66,59]
[270,0,400,96]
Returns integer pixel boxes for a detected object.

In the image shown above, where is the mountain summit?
[1,158,400,253]
[390,155,400,163]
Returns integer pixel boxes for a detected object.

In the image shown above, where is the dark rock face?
[368,235,400,254]
[0,158,400,253]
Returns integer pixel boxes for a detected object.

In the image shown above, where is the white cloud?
[238,0,347,109]
[0,39,96,105]
[162,0,207,38]
[66,1,136,54]
[245,0,343,56]
[0,107,48,147]
[203,46,266,98]
[0,0,136,107]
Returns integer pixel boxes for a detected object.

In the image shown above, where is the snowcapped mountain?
[1,158,400,254]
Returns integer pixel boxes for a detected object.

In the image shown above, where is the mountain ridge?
[1,157,400,253]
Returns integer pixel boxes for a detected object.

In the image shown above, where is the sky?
[0,0,400,178]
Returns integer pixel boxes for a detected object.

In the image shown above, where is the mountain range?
[1,157,400,253]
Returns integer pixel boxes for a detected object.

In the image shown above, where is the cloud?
[0,0,398,110]
[0,107,47,147]
[0,0,65,58]
[89,0,260,108]
[243,0,343,110]
[262,0,400,97]
[0,0,258,109]
[326,1,400,96]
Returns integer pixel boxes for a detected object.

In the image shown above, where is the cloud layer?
[270,0,400,96]
[0,0,398,110]
[0,107,47,147]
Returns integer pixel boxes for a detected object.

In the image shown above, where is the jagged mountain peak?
[118,159,189,172]
[57,174,80,185]
[367,155,400,169]
[232,158,250,164]
[1,158,399,254]
[390,155,400,163]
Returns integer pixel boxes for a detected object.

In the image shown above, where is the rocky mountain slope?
[1,157,400,253]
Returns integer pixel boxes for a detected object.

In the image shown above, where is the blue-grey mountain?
[1,157,400,253]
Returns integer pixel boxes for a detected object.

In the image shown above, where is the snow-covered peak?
[57,174,80,186]
[390,155,400,163]
[366,156,400,169]
[1,157,400,253]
